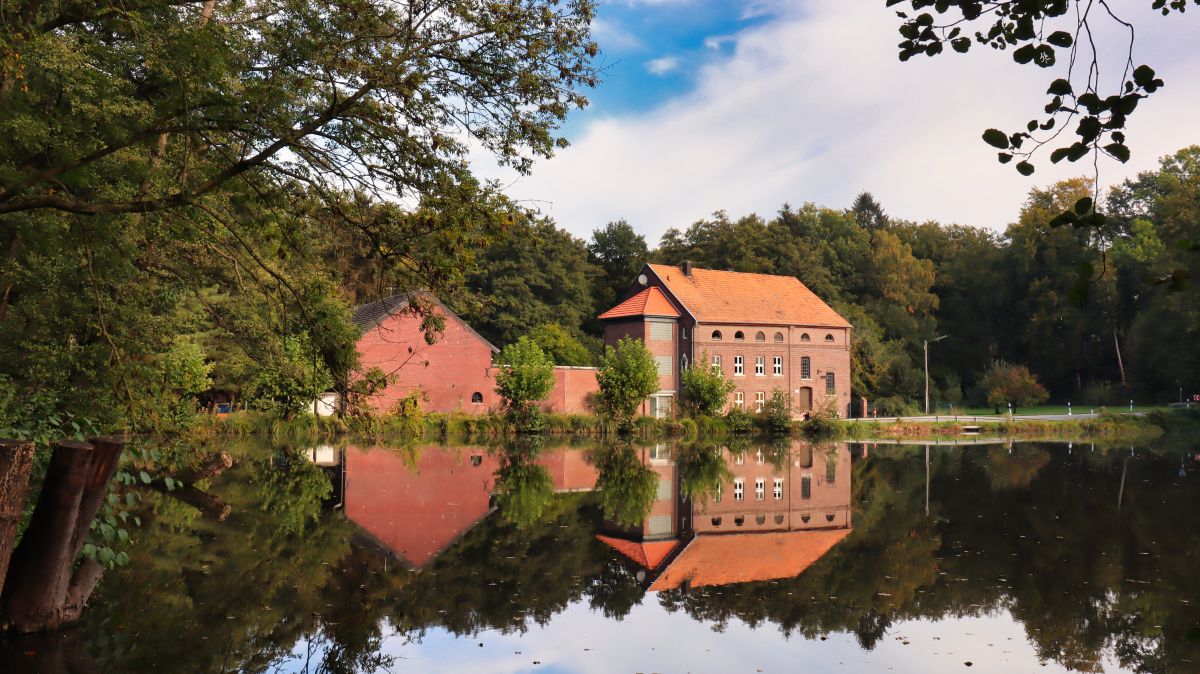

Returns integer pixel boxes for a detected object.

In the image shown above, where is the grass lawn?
[944,404,1170,416]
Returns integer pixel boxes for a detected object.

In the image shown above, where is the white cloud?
[474,1,1200,242]
[703,34,735,50]
[591,17,643,52]
[645,55,681,75]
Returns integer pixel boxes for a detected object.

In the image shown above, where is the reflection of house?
[598,263,852,417]
[351,292,598,415]
[341,445,599,568]
[598,441,853,590]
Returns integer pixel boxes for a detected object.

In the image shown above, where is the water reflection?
[2,439,1198,673]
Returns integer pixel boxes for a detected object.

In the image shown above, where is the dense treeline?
[461,147,1200,414]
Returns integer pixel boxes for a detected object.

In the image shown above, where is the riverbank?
[192,408,1200,446]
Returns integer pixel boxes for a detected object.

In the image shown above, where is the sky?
[472,0,1200,245]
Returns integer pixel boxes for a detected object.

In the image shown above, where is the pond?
[2,438,1199,673]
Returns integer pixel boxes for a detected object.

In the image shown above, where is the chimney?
[682,260,693,276]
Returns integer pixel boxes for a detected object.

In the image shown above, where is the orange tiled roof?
[597,286,681,320]
[648,529,851,591]
[596,535,680,570]
[646,264,851,328]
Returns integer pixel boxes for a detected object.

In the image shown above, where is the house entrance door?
[797,387,813,413]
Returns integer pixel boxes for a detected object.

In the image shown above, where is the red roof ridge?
[647,528,852,591]
[596,534,680,570]
[598,286,681,320]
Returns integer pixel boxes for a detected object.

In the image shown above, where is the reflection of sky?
[282,600,1128,673]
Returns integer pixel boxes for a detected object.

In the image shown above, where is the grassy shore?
[192,407,1200,446]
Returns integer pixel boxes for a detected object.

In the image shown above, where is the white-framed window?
[773,478,784,500]
[755,449,764,464]
[734,356,744,376]
[735,391,744,408]
[801,356,812,380]
[773,356,783,376]
[755,356,765,376]
[735,451,744,464]
[754,478,766,501]
[654,355,672,376]
[733,479,744,501]
[755,391,766,412]
[712,354,722,372]
[648,321,672,341]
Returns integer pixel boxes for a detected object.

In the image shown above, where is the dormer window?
[734,331,745,341]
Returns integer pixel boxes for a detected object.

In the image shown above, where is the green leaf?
[139,470,152,484]
[1046,78,1073,96]
[1013,44,1036,64]
[1074,197,1093,215]
[1105,142,1131,162]
[982,128,1009,149]
[1015,161,1035,176]
[998,152,1013,164]
[1046,31,1073,48]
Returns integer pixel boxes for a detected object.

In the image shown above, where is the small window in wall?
[714,484,722,502]
[754,356,765,376]
[712,354,722,372]
[471,392,484,404]
[825,333,835,342]
[801,357,812,380]
[756,514,766,525]
[800,333,811,342]
[711,517,723,527]
[773,478,784,500]
[774,514,785,525]
[801,475,812,499]
[735,391,744,408]
[826,371,836,395]
[734,356,744,375]
[712,330,722,340]
[680,354,689,370]
[773,356,783,376]
[755,449,764,464]
[682,327,689,339]
[801,513,811,524]
[755,331,766,342]
[755,478,765,500]
[755,391,766,412]
[654,355,672,376]
[733,479,744,501]
[734,331,745,341]
[471,455,484,467]
[649,321,673,341]
[735,452,745,465]
[734,516,745,526]
[825,513,836,523]
[774,332,784,343]
[826,458,837,484]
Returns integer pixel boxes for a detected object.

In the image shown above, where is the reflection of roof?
[598,287,681,320]
[648,529,851,591]
[647,264,851,328]
[596,535,680,570]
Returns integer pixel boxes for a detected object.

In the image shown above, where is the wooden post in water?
[0,439,36,591]
[0,435,126,633]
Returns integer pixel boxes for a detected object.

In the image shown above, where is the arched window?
[711,517,722,527]
[800,333,811,342]
[774,514,785,525]
[801,514,811,524]
[825,333,835,342]
[711,330,722,340]
[734,330,745,341]
[755,331,766,342]
[774,332,784,343]
[471,392,484,403]
[755,514,766,525]
[734,516,745,526]
[470,455,483,467]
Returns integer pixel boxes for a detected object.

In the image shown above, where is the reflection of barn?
[338,445,598,569]
[598,441,854,590]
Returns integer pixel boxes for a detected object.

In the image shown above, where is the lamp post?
[924,334,949,416]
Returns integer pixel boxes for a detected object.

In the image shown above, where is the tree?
[679,352,736,417]
[852,192,889,230]
[246,333,334,419]
[980,361,1050,409]
[888,0,1188,183]
[595,337,659,430]
[762,389,794,434]
[587,220,649,316]
[528,323,594,367]
[494,337,556,432]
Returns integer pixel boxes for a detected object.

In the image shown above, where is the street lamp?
[924,334,949,416]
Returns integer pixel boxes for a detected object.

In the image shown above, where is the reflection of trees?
[589,443,657,527]
[493,438,554,529]
[256,446,333,537]
[675,442,730,508]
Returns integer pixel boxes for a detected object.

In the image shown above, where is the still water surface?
[5,438,1200,673]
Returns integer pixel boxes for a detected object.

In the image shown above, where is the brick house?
[598,263,852,418]
[352,292,598,415]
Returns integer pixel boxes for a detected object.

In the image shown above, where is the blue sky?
[473,1,1200,244]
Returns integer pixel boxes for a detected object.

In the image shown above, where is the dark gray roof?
[350,291,499,353]
[351,293,417,329]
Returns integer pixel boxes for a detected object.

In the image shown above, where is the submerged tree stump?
[0,436,126,633]
[0,439,35,592]
[175,450,234,485]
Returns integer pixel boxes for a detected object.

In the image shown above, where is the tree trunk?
[68,436,125,561]
[175,451,233,485]
[0,439,35,592]
[162,485,232,521]
[0,626,100,674]
[0,440,93,633]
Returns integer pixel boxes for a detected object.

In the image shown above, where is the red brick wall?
[541,367,599,414]
[357,307,499,415]
[693,323,851,418]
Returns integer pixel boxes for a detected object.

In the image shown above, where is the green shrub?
[724,407,754,433]
[762,390,793,434]
[680,352,736,417]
